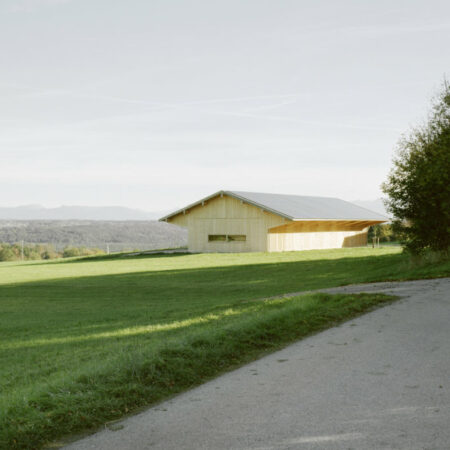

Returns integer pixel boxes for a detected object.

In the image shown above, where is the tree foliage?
[0,242,104,262]
[368,224,400,243]
[0,220,187,253]
[382,80,450,254]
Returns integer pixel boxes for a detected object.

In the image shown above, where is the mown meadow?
[1,247,449,449]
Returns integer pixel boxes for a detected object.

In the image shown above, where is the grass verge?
[1,291,395,449]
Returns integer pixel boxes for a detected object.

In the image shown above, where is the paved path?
[65,278,450,450]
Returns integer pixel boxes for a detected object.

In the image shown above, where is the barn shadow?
[1,251,406,339]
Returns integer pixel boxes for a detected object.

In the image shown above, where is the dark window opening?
[227,235,246,242]
[208,234,247,242]
[208,235,227,242]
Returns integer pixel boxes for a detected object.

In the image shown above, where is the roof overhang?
[159,190,389,224]
[291,218,387,223]
[159,190,294,222]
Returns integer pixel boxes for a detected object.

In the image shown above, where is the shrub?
[382,80,450,254]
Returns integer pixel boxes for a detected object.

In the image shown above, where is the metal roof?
[159,190,388,222]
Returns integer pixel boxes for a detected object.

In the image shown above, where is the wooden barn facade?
[160,191,387,253]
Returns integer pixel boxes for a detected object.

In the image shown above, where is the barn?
[160,190,388,253]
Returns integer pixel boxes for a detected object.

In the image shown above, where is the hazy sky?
[1,0,449,211]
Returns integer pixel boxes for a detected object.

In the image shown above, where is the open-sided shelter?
[160,190,387,253]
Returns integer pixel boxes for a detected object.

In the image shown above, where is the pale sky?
[1,0,449,211]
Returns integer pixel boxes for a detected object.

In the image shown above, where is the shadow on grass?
[2,291,397,450]
[1,251,448,350]
[2,249,448,449]
[0,251,407,295]
[11,250,190,267]
[2,303,262,352]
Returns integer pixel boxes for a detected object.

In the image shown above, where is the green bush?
[0,243,104,261]
[0,245,17,261]
[382,80,450,254]
[62,247,81,258]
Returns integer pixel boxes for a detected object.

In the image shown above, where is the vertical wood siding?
[170,195,286,252]
[168,196,371,253]
[267,229,368,252]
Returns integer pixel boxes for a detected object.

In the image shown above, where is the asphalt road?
[64,278,450,450]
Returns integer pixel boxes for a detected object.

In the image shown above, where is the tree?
[382,80,450,254]
[62,247,81,258]
[0,244,17,261]
[368,224,397,243]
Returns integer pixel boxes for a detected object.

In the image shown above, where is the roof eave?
[159,190,294,222]
[159,190,389,223]
[291,218,388,222]
[159,190,225,222]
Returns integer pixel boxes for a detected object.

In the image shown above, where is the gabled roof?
[159,190,388,222]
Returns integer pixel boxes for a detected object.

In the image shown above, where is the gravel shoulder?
[63,278,450,450]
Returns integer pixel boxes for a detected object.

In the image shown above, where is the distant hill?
[1,201,389,221]
[0,220,187,252]
[351,199,390,218]
[0,205,167,221]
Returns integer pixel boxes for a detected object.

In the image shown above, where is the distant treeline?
[0,220,187,252]
[0,221,394,257]
[0,242,105,261]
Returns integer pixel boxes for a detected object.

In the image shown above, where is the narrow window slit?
[208,235,246,242]
[208,235,227,242]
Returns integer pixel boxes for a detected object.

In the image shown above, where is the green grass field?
[1,247,449,449]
